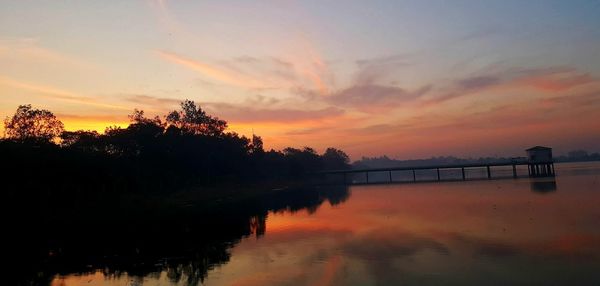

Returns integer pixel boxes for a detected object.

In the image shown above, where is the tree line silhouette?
[1,100,350,196]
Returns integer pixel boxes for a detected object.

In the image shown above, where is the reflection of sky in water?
[53,162,600,285]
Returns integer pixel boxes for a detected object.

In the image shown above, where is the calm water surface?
[52,162,600,285]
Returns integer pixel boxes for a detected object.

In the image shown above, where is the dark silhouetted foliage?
[3,104,64,143]
[1,101,350,195]
[322,147,351,170]
[165,100,227,136]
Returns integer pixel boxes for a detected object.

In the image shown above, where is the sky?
[1,0,599,159]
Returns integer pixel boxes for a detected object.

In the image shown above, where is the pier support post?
[366,172,369,183]
[412,170,416,182]
[437,168,440,181]
[528,163,557,178]
[512,164,517,178]
[543,164,547,175]
[462,168,466,180]
[487,166,491,179]
[527,162,555,178]
[389,170,392,183]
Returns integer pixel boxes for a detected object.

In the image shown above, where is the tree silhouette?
[1,100,350,196]
[3,104,64,143]
[166,100,227,136]
[322,147,350,170]
[60,130,101,151]
[250,134,264,155]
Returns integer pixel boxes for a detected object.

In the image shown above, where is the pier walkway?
[316,161,555,185]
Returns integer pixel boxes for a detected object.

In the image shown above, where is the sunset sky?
[1,0,599,159]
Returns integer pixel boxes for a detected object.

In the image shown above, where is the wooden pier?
[316,161,555,185]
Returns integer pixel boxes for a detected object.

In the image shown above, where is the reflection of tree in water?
[9,185,350,286]
[249,214,267,237]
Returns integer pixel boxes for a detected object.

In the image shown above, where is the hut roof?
[526,146,552,151]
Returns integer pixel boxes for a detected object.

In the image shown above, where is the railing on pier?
[315,161,555,185]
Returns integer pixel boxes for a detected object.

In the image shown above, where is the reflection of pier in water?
[530,179,558,193]
[317,146,556,185]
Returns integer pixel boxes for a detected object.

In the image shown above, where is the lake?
[48,162,600,285]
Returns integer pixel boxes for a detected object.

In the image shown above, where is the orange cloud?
[294,36,332,95]
[517,73,595,92]
[158,51,270,88]
[423,67,597,106]
[0,76,128,110]
[0,38,97,70]
[205,103,344,124]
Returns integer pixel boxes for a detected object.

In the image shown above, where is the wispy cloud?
[0,75,128,110]
[327,84,431,113]
[158,48,338,97]
[456,76,500,90]
[157,50,272,88]
[542,89,600,107]
[203,102,345,123]
[354,54,410,85]
[125,94,181,107]
[425,66,598,105]
[225,56,298,83]
[293,54,420,113]
[458,27,501,42]
[284,126,334,136]
[122,93,341,124]
[516,70,595,92]
[0,38,97,70]
[295,36,334,95]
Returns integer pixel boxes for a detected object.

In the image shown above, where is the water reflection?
[9,185,350,286]
[530,179,558,193]
[201,163,600,285]
[19,162,600,285]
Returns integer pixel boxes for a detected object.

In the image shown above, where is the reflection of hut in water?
[526,146,555,177]
[530,180,557,193]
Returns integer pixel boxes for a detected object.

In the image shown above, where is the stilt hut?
[526,146,555,177]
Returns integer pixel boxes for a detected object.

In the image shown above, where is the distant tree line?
[554,150,600,162]
[1,101,350,195]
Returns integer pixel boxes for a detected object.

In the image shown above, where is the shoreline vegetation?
[0,101,353,285]
[1,100,351,199]
[2,101,597,204]
[2,101,597,209]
